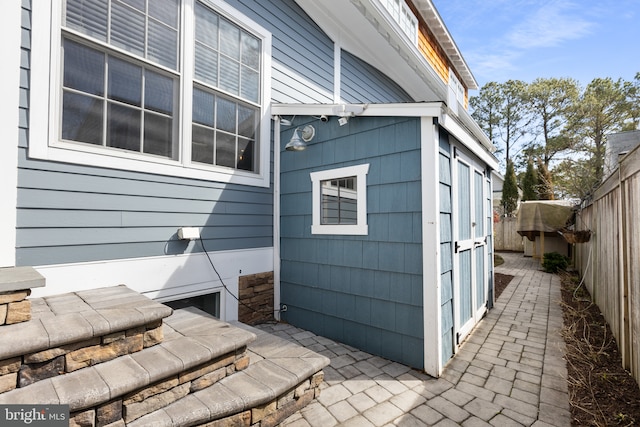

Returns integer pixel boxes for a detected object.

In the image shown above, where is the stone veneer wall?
[238,272,274,325]
[0,321,163,393]
[0,289,31,325]
[67,348,324,427]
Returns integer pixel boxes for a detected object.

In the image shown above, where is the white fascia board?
[272,102,498,171]
[272,102,444,118]
[440,113,499,171]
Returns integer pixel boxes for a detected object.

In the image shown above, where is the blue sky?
[431,0,640,90]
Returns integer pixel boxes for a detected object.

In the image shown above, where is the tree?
[470,82,502,143]
[570,77,630,183]
[520,158,538,201]
[527,77,580,168]
[501,160,519,216]
[471,80,529,169]
[536,158,554,200]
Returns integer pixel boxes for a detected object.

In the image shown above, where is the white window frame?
[448,69,465,115]
[380,0,418,45]
[30,0,272,188]
[310,164,369,235]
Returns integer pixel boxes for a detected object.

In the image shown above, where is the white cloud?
[505,1,594,49]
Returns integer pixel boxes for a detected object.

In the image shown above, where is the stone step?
[0,285,173,392]
[0,266,45,325]
[0,307,258,426]
[128,321,330,427]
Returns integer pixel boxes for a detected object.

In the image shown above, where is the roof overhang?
[293,0,447,102]
[411,0,478,90]
[272,102,497,170]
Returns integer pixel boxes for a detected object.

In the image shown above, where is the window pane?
[108,57,142,106]
[241,33,260,69]
[144,113,173,158]
[145,70,174,115]
[119,0,144,12]
[241,67,259,103]
[149,0,179,27]
[110,1,145,57]
[219,56,240,95]
[192,125,214,164]
[148,19,178,69]
[219,19,240,60]
[192,88,215,127]
[215,131,235,168]
[63,39,105,96]
[194,43,218,87]
[62,91,103,145]
[321,177,358,225]
[195,2,219,49]
[237,105,256,138]
[65,0,108,41]
[237,138,253,171]
[107,103,141,152]
[216,97,236,133]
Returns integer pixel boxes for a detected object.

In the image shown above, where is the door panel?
[454,149,489,347]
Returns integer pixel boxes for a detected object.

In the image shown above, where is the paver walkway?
[257,252,571,426]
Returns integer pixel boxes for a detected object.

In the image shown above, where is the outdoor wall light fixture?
[285,125,315,151]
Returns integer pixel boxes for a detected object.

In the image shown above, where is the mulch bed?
[559,272,640,426]
[494,272,513,300]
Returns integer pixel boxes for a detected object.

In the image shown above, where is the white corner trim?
[0,1,22,267]
[421,117,442,377]
[310,163,370,235]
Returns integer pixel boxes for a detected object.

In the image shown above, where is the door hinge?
[456,332,460,345]
[454,241,460,253]
[453,146,458,158]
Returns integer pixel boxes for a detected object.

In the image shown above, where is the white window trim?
[30,0,272,188]
[310,164,369,235]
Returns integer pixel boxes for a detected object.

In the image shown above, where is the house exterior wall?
[13,0,340,307]
[279,116,425,369]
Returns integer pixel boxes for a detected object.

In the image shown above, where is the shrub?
[542,252,569,273]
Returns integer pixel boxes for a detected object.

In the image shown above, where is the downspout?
[273,117,282,321]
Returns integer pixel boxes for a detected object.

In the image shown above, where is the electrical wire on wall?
[198,236,281,317]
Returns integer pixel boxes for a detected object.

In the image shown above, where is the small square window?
[310,164,369,235]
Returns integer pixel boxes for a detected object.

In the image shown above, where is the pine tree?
[521,159,538,201]
[501,160,519,216]
[536,158,554,200]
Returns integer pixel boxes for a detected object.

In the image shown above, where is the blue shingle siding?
[341,50,414,103]
[280,116,424,369]
[438,130,455,367]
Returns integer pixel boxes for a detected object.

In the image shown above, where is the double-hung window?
[31,0,271,187]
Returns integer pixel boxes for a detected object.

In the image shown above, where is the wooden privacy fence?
[574,144,640,387]
[494,217,524,252]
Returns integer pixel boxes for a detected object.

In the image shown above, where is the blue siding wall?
[438,131,454,367]
[14,0,336,267]
[341,51,414,103]
[280,116,424,369]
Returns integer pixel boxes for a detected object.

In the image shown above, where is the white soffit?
[293,0,447,102]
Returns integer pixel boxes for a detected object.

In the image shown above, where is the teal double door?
[453,149,489,346]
